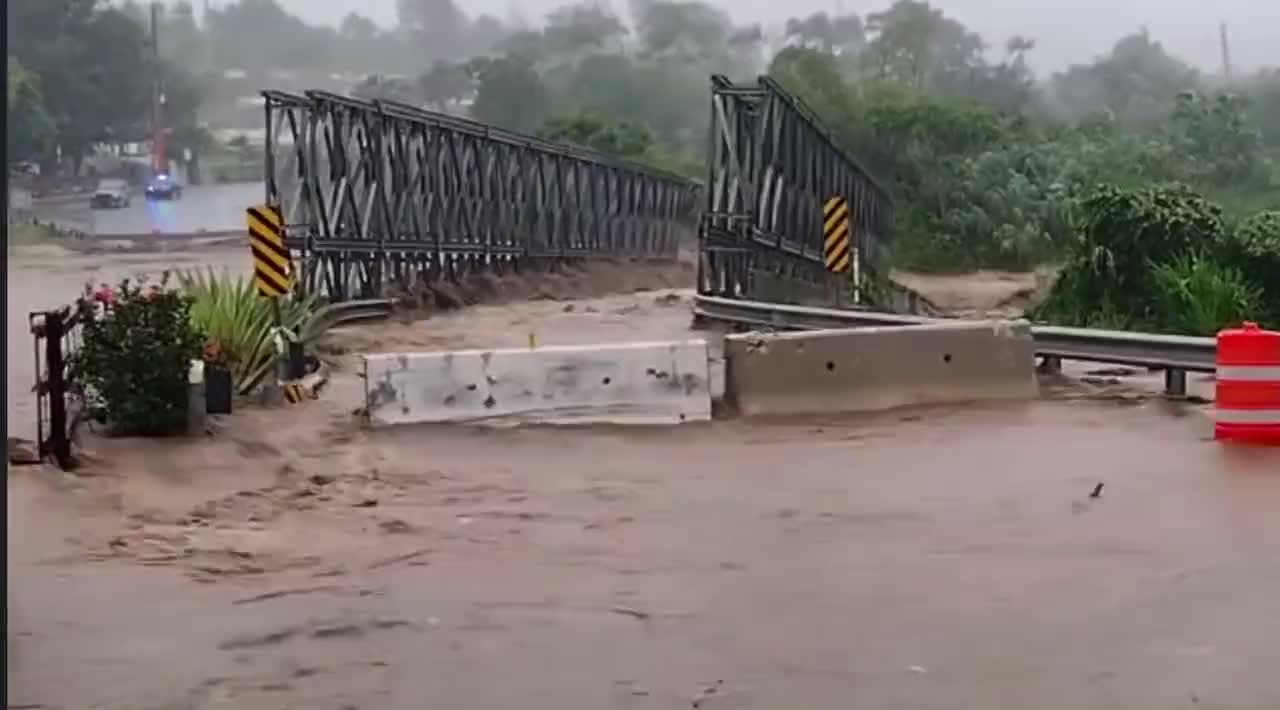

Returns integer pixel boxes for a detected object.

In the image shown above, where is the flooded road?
[7,240,1280,709]
[30,182,262,236]
[9,396,1280,710]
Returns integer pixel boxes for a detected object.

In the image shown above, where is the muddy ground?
[8,244,1280,709]
[891,268,1056,319]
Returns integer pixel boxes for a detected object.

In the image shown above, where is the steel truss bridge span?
[263,89,701,301]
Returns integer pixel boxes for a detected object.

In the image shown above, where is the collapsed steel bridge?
[697,75,895,309]
[263,90,700,301]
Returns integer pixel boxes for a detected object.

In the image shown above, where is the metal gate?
[29,307,83,469]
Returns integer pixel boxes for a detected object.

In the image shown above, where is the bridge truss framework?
[263,90,700,302]
[697,75,895,308]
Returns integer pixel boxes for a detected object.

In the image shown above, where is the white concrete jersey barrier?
[724,320,1037,416]
[364,340,713,426]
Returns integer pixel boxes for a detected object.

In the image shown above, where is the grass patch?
[7,222,63,250]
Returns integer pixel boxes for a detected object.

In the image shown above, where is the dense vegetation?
[1033,186,1279,333]
[180,269,320,396]
[9,0,1280,332]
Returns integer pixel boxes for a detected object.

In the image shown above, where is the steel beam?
[264,90,700,302]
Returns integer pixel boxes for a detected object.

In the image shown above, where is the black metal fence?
[29,307,83,469]
[697,75,895,308]
[263,90,702,302]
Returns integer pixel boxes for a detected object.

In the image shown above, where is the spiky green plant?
[179,269,320,395]
[1150,253,1262,336]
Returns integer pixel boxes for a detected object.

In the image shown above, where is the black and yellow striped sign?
[246,204,292,298]
[282,382,310,405]
[822,195,852,273]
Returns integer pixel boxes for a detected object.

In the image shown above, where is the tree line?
[7,0,207,171]
[14,0,1279,193]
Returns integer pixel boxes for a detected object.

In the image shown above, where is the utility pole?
[150,2,167,177]
[1220,22,1233,83]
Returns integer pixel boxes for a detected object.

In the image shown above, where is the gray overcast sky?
[258,0,1278,75]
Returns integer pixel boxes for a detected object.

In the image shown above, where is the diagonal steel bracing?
[263,90,700,302]
[697,75,894,307]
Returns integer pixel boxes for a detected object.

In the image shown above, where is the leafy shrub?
[179,269,319,395]
[1034,183,1227,329]
[73,276,204,435]
[1223,210,1280,321]
[1150,253,1262,335]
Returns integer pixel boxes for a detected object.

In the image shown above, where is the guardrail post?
[1037,356,1062,374]
[1164,369,1188,398]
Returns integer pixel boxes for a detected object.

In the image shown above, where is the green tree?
[7,56,57,163]
[630,0,735,64]
[1243,70,1280,152]
[8,0,153,168]
[1035,184,1229,328]
[553,53,705,153]
[418,60,473,110]
[1048,30,1200,127]
[337,12,402,72]
[500,30,551,65]
[538,111,653,158]
[206,0,334,69]
[153,1,210,69]
[160,61,213,175]
[469,57,552,133]
[352,74,419,103]
[1170,90,1267,185]
[1224,210,1280,319]
[784,12,866,55]
[396,0,468,60]
[543,2,627,56]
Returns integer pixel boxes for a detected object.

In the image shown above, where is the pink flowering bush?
[72,273,204,435]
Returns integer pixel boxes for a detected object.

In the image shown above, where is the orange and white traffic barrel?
[1215,322,1280,445]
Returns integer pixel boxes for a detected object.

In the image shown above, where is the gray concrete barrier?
[723,320,1037,416]
[364,340,713,427]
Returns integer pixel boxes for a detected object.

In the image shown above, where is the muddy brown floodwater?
[8,244,1280,710]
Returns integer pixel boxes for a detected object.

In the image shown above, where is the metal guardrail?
[692,295,1218,396]
[315,299,395,328]
[693,295,931,330]
[302,299,394,341]
[1030,326,1215,372]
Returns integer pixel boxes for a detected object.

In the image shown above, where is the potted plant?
[203,339,234,414]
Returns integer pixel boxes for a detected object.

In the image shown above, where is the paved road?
[30,182,263,236]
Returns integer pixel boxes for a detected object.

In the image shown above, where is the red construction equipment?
[1215,322,1280,446]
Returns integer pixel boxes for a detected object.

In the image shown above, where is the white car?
[90,178,131,209]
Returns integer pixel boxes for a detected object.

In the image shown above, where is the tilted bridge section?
[698,75,894,309]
